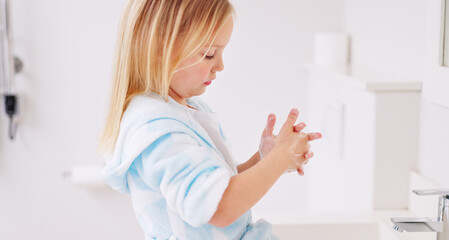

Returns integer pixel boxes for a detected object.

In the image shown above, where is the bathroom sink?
[272,223,400,240]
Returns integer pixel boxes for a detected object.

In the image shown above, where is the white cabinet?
[305,65,421,212]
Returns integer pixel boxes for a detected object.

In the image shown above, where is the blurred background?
[0,0,448,239]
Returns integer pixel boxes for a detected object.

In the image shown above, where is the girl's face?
[169,18,233,105]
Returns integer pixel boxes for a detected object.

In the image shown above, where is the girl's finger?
[263,114,276,137]
[281,108,299,132]
[309,151,314,158]
[293,122,306,133]
[304,151,314,160]
[297,167,304,176]
[307,132,322,141]
[295,157,305,167]
[305,143,311,152]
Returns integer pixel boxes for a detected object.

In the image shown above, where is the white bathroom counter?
[305,63,422,92]
[253,210,412,225]
[254,210,436,240]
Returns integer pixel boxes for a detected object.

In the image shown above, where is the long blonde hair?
[98,0,235,156]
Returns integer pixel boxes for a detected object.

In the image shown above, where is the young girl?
[98,0,322,239]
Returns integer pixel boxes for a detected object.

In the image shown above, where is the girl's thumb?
[281,108,299,130]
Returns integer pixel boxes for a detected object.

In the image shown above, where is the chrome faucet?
[391,189,449,240]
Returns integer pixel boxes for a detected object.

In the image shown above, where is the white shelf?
[305,64,422,92]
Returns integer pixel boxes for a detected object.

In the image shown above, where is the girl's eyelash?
[205,55,214,59]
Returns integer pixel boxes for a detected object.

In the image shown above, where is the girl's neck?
[168,87,197,111]
[168,87,187,107]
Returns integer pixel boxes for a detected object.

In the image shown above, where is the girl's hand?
[259,112,322,175]
[275,109,310,175]
[277,109,323,175]
[291,124,322,176]
[258,114,278,160]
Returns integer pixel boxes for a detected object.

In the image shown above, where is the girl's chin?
[193,88,206,96]
[183,89,205,99]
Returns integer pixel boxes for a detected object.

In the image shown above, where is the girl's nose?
[213,58,224,73]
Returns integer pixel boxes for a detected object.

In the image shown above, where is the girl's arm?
[236,151,261,173]
[209,145,290,227]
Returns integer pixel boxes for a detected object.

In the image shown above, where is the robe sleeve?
[136,119,232,227]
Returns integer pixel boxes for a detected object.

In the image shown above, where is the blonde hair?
[98,0,235,155]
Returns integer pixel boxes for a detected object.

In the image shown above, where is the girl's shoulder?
[120,93,190,130]
[120,93,215,136]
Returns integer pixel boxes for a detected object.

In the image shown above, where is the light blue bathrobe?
[101,92,279,240]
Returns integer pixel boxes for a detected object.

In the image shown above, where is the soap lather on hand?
[259,112,322,176]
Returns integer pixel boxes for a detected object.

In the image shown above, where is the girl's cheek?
[199,65,211,77]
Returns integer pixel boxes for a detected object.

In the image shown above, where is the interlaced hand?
[259,112,322,176]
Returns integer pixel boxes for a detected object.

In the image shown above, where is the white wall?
[344,0,449,189]
[0,0,343,239]
[344,0,426,81]
[418,102,449,187]
[0,1,142,239]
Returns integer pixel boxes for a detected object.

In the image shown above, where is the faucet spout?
[391,189,449,240]
[391,217,443,232]
[392,224,404,233]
